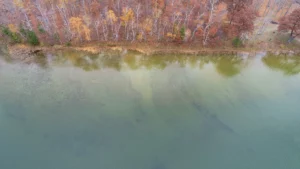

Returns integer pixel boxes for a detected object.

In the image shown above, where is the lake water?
[1,50,300,169]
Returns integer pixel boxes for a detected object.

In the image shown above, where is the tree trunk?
[288,36,294,43]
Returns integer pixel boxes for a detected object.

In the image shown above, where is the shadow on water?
[2,103,27,122]
[151,161,166,169]
[45,130,104,157]
[262,54,300,75]
[192,101,236,134]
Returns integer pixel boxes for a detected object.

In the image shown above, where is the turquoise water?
[1,50,300,169]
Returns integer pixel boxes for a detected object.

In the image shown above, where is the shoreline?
[4,42,300,61]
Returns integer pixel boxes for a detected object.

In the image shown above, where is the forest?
[0,0,299,47]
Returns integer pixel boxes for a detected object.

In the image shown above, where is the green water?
[1,50,300,169]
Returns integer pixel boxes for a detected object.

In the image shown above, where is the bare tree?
[203,0,219,46]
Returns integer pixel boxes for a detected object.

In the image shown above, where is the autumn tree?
[278,8,300,43]
[223,0,256,37]
[0,0,265,46]
[232,8,256,36]
[224,0,253,25]
[90,0,101,17]
[120,7,134,40]
[106,9,120,40]
[69,17,91,42]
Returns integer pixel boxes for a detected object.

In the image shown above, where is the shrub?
[232,37,243,48]
[38,25,46,33]
[1,27,21,43]
[180,26,185,40]
[66,42,71,46]
[19,26,40,46]
[11,32,22,43]
[26,30,40,46]
[19,26,26,36]
[53,33,60,42]
[2,27,11,36]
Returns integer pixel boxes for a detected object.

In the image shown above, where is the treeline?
[0,0,297,46]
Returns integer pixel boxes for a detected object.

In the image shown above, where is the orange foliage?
[69,17,91,42]
[4,0,294,46]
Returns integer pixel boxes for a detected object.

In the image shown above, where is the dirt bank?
[5,42,300,60]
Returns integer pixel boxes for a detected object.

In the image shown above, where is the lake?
[1,49,300,169]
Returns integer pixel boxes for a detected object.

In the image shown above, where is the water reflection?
[210,56,248,77]
[33,52,49,68]
[3,49,300,78]
[1,49,300,169]
[49,50,250,77]
[53,50,100,71]
[262,54,300,75]
[0,45,13,63]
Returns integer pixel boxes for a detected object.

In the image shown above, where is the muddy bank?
[4,43,300,60]
[6,44,47,61]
